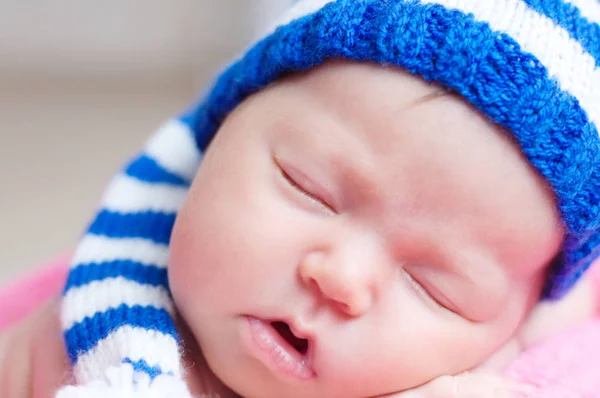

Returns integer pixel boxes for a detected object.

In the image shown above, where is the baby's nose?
[298,236,383,317]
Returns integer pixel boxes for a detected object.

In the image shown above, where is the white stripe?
[145,119,202,183]
[62,277,174,330]
[566,0,600,24]
[420,0,600,128]
[102,174,188,213]
[72,235,169,268]
[72,326,182,383]
[263,0,335,36]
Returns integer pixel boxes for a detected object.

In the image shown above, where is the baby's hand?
[0,298,69,398]
[376,371,535,398]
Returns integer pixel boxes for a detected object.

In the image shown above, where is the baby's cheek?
[477,337,522,371]
[517,276,596,348]
[169,246,195,312]
[169,208,221,324]
[169,216,198,315]
[170,202,206,280]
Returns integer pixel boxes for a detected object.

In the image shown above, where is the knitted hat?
[57,0,600,396]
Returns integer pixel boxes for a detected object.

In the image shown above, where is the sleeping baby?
[2,0,600,397]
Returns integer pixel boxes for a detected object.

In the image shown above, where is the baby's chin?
[173,316,311,398]
[174,314,241,398]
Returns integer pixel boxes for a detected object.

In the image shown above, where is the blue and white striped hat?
[57,0,600,396]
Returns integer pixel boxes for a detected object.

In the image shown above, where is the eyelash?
[404,271,430,299]
[277,161,335,214]
[403,270,455,314]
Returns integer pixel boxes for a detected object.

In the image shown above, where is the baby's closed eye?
[401,268,460,315]
[274,155,337,215]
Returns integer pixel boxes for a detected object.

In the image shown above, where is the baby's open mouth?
[271,320,309,355]
[245,316,315,380]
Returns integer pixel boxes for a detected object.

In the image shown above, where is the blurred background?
[0,0,292,284]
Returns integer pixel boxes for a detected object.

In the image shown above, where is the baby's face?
[169,61,564,398]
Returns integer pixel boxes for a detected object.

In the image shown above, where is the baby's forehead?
[280,60,452,120]
[261,61,507,172]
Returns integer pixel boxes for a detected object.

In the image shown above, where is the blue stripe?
[64,260,169,292]
[545,231,600,298]
[64,305,177,363]
[125,155,189,187]
[523,0,600,66]
[89,210,176,245]
[122,358,171,380]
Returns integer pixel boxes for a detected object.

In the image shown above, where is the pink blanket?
[1,258,599,396]
[0,256,69,330]
[506,320,600,397]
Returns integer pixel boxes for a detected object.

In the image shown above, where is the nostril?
[307,277,321,295]
[330,298,354,316]
[335,300,351,314]
[306,277,356,315]
[271,321,309,355]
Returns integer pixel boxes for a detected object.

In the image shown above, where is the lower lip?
[243,316,315,381]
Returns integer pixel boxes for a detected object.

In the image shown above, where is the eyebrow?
[320,146,387,212]
[407,86,455,109]
[283,115,378,199]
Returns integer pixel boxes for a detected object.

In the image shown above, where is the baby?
[2,0,600,397]
[167,61,596,397]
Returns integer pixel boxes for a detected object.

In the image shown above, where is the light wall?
[0,0,291,80]
[0,0,292,283]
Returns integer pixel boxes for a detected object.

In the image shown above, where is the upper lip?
[263,315,318,372]
[243,311,321,378]
[278,316,314,342]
